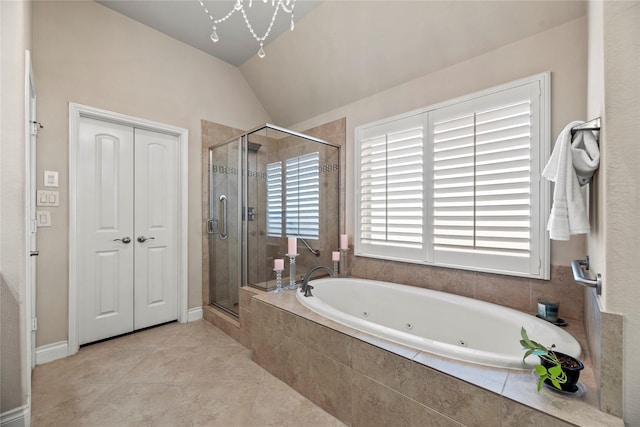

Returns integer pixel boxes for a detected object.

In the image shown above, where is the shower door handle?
[206,219,218,235]
[219,195,228,240]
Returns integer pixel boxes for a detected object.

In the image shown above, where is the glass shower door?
[208,140,241,315]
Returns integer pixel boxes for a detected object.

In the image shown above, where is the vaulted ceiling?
[98,1,586,126]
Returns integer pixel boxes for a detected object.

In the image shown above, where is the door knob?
[113,237,132,244]
[137,236,155,243]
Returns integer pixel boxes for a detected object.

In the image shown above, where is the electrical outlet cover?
[36,211,51,227]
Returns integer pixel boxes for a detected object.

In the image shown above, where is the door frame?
[24,48,36,409]
[68,102,189,355]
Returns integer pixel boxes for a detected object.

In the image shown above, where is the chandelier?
[198,0,297,59]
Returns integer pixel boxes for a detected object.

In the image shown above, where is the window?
[266,152,320,239]
[285,152,320,239]
[266,161,283,237]
[359,115,425,260]
[355,74,550,279]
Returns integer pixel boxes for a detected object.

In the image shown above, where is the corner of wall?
[584,288,623,417]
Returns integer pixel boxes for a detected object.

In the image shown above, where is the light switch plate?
[44,170,59,187]
[36,190,59,207]
[36,211,51,227]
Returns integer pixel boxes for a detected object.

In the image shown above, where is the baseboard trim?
[35,340,69,365]
[1,404,30,427]
[187,307,203,322]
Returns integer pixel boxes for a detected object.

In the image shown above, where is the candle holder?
[333,260,339,276]
[274,268,284,294]
[286,253,299,290]
[340,249,349,277]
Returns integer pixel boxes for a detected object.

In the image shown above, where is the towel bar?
[571,256,602,295]
[570,117,601,138]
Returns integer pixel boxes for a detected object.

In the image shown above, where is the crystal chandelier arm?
[198,0,296,59]
[240,1,281,43]
[198,1,237,27]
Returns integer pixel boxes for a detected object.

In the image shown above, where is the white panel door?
[78,117,135,344]
[77,120,179,345]
[133,129,178,329]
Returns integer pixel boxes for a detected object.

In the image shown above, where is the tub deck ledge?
[249,287,623,427]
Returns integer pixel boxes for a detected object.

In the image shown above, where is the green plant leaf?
[548,364,563,379]
[534,365,547,376]
[520,328,534,347]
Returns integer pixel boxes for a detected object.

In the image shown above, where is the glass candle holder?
[287,253,299,290]
[340,248,349,277]
[274,268,284,294]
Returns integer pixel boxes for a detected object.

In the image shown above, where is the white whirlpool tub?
[296,277,581,370]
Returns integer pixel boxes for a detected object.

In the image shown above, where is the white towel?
[542,121,592,240]
[571,129,600,186]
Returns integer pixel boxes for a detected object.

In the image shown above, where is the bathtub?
[296,277,581,369]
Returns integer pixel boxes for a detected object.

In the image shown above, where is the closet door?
[78,117,135,344]
[133,128,179,329]
[77,119,179,345]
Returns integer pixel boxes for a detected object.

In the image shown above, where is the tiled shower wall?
[202,119,344,295]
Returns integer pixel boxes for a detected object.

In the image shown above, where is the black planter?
[539,351,584,393]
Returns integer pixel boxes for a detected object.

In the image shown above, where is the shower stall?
[207,124,341,317]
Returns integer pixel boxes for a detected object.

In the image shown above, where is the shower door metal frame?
[208,137,244,317]
[208,124,341,316]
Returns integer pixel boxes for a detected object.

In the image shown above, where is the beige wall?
[0,0,32,415]
[587,1,640,424]
[292,17,589,268]
[32,0,271,346]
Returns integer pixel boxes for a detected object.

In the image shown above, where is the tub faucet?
[300,265,335,297]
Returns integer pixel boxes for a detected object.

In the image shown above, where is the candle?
[288,237,297,255]
[340,234,349,250]
[274,258,284,270]
[332,251,340,262]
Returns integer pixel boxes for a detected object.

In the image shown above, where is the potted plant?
[520,327,584,393]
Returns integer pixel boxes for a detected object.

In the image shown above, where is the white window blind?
[432,100,532,257]
[266,161,282,237]
[358,115,424,256]
[355,74,549,279]
[285,152,320,239]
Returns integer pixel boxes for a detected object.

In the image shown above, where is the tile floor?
[31,320,346,427]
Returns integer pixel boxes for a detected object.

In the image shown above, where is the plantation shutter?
[358,115,424,257]
[266,161,283,237]
[431,84,536,273]
[285,152,320,239]
[355,76,547,279]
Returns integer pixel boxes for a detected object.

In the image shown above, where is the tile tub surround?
[247,290,623,427]
[349,257,585,322]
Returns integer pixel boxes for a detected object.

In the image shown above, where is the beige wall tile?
[351,372,413,427]
[304,349,352,423]
[288,318,353,367]
[410,400,465,427]
[431,267,476,299]
[393,261,433,288]
[407,363,502,427]
[351,339,416,394]
[502,398,574,427]
[475,272,531,312]
[600,310,623,417]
